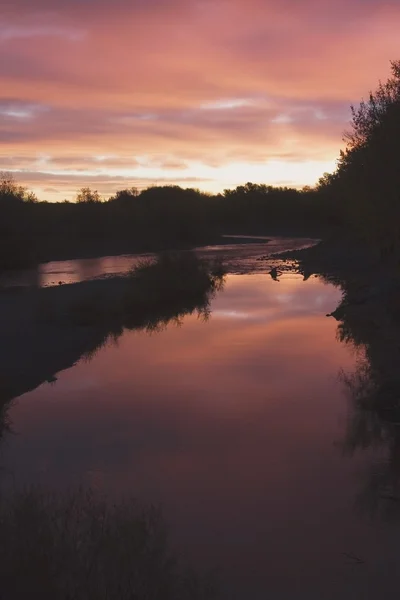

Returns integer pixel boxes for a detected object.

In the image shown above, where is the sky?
[1,0,399,201]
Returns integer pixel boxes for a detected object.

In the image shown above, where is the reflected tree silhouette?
[0,402,11,442]
[0,253,226,446]
[336,284,400,518]
[284,235,400,519]
[341,359,400,519]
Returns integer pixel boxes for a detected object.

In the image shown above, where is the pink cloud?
[1,0,399,198]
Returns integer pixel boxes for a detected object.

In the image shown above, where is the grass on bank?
[0,487,219,600]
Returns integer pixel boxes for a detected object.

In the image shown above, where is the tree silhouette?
[0,172,37,204]
[323,59,400,254]
[76,187,102,203]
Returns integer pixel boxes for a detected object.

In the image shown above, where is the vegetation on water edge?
[0,174,339,271]
[317,59,400,257]
[289,238,400,517]
[44,251,226,329]
[0,252,226,403]
[0,487,219,600]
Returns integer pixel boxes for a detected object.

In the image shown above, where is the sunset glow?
[1,0,399,201]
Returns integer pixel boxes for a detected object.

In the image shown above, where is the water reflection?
[0,253,223,403]
[0,237,315,288]
[2,273,379,599]
[341,354,400,520]
[327,269,400,522]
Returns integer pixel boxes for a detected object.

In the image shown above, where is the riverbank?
[1,236,320,289]
[0,235,326,404]
[0,232,271,273]
[282,236,400,419]
[0,254,225,405]
[0,218,333,274]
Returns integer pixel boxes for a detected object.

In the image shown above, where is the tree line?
[5,58,400,271]
[0,176,339,271]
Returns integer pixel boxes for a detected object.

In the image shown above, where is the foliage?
[0,177,339,271]
[64,252,226,330]
[0,253,226,403]
[108,187,139,206]
[0,172,37,204]
[344,60,400,152]
[76,187,102,203]
[320,60,400,254]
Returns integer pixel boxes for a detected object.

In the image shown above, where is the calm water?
[2,269,400,598]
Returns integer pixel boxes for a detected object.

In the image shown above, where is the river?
[1,238,399,599]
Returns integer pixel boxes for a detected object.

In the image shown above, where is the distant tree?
[76,187,102,203]
[0,172,37,203]
[0,172,20,196]
[24,191,38,203]
[108,187,139,206]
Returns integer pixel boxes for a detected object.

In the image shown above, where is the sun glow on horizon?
[8,157,338,202]
[1,0,398,201]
